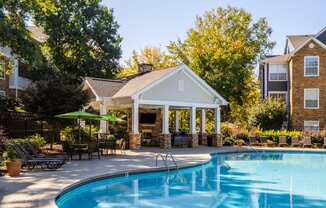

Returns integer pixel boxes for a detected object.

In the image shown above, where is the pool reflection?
[57,152,326,208]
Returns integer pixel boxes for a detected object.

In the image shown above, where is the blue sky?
[103,0,326,62]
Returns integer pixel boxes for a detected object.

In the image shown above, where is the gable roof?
[112,66,178,98]
[85,77,126,98]
[287,35,313,49]
[85,65,227,105]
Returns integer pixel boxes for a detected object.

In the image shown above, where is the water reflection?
[57,152,326,208]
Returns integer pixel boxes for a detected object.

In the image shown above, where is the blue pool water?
[56,151,326,208]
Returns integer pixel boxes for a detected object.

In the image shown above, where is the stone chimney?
[138,63,153,73]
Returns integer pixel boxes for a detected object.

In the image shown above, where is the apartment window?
[268,91,287,104]
[304,88,319,109]
[0,90,5,97]
[304,56,319,76]
[268,64,287,81]
[0,62,5,80]
[304,120,319,131]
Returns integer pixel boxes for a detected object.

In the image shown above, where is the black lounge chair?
[10,144,65,170]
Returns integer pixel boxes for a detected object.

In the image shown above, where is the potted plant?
[3,148,22,177]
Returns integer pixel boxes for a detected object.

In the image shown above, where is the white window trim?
[304,120,320,131]
[304,56,319,77]
[268,65,288,82]
[268,91,288,105]
[0,61,5,80]
[304,88,319,109]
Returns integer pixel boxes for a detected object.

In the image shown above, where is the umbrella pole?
[78,118,81,143]
[89,120,91,140]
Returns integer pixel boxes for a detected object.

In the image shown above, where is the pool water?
[56,151,326,208]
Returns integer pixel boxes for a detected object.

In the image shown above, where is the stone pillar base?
[212,134,223,147]
[199,133,207,145]
[129,133,141,150]
[160,134,171,149]
[190,134,199,148]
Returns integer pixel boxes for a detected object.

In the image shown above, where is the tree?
[32,0,122,79]
[0,0,50,71]
[249,98,286,130]
[22,76,89,120]
[119,47,179,77]
[168,6,274,125]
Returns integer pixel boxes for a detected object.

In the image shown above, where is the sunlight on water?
[56,152,326,208]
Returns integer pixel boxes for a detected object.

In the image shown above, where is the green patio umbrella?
[98,113,125,123]
[55,111,101,143]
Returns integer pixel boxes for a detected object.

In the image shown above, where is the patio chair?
[323,137,326,148]
[279,136,288,147]
[87,141,100,160]
[61,141,78,160]
[260,136,268,146]
[291,137,302,147]
[116,139,126,155]
[249,136,259,146]
[9,144,64,170]
[303,136,312,148]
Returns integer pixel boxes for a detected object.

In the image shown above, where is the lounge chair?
[323,137,326,148]
[9,144,64,170]
[291,137,302,147]
[279,136,288,147]
[303,136,312,148]
[249,136,259,146]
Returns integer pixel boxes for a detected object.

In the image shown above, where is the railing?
[155,152,178,171]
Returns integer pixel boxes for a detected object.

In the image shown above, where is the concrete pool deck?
[1,146,326,208]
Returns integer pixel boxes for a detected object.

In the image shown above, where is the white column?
[214,107,221,134]
[99,102,107,133]
[162,105,170,134]
[174,111,179,133]
[190,106,196,134]
[200,109,206,133]
[132,100,139,134]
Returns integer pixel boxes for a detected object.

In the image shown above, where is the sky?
[103,0,326,63]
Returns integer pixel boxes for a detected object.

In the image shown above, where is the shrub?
[25,134,46,149]
[235,139,245,146]
[250,98,286,130]
[2,147,20,162]
[223,137,235,146]
[221,122,249,140]
[60,125,99,143]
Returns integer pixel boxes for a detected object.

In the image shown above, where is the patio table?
[71,144,88,160]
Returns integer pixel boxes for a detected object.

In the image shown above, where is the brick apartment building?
[259,27,326,131]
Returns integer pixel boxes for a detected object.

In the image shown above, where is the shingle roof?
[27,26,48,43]
[85,66,178,99]
[262,54,291,64]
[85,77,126,98]
[287,35,313,49]
[113,66,178,98]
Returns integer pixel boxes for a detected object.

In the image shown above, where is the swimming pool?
[56,151,326,208]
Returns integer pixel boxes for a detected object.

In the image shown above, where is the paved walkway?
[1,146,239,208]
[2,146,325,208]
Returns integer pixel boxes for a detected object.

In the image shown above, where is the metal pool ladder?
[155,152,178,171]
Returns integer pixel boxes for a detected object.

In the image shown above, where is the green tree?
[32,0,122,79]
[168,6,274,125]
[0,0,51,70]
[22,75,89,120]
[119,47,179,77]
[249,98,286,130]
